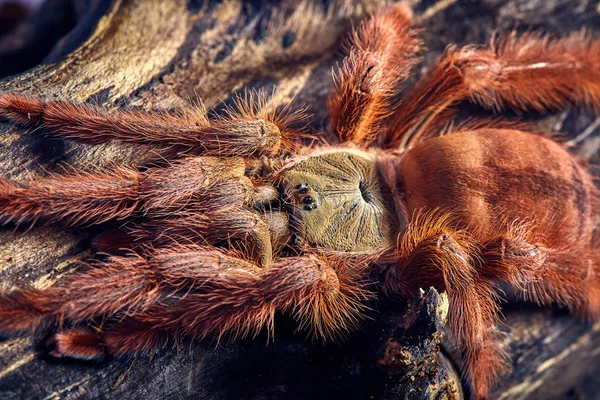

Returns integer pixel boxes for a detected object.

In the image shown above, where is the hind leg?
[482,231,600,320]
[385,30,600,150]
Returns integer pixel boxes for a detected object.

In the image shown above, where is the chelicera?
[0,3,599,399]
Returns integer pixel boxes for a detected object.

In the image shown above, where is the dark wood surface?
[0,0,599,399]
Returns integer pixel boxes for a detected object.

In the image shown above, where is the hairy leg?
[385,212,507,399]
[130,206,275,267]
[0,156,252,227]
[482,229,600,320]
[0,253,165,333]
[0,247,262,335]
[0,166,141,226]
[0,246,372,359]
[0,92,283,157]
[385,30,600,149]
[327,3,422,144]
[0,154,278,265]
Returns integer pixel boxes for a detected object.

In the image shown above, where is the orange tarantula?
[0,3,599,399]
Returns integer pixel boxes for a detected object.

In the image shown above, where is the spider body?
[0,3,599,399]
[278,148,399,252]
[399,128,597,246]
[277,127,596,260]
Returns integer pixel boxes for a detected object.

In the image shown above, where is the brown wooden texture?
[0,0,599,399]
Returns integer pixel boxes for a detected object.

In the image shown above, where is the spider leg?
[328,3,422,144]
[0,155,275,265]
[385,30,600,149]
[0,166,141,226]
[0,92,282,157]
[387,211,600,398]
[137,206,275,267]
[0,246,372,359]
[0,157,252,227]
[0,253,166,334]
[385,212,507,400]
[90,251,371,357]
[482,230,600,320]
[0,246,263,336]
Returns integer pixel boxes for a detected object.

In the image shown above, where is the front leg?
[83,251,373,357]
[0,155,278,267]
[0,156,252,227]
[0,92,283,157]
[0,245,373,359]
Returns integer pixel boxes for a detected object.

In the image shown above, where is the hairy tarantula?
[0,3,599,399]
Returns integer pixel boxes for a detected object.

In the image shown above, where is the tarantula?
[0,3,599,399]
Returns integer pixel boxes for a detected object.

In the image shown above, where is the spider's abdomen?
[399,129,598,246]
[279,149,399,252]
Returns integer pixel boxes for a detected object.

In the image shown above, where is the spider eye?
[296,184,309,194]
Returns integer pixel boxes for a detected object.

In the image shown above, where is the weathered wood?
[378,288,463,400]
[0,0,599,399]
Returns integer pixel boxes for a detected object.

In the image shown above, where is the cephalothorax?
[0,3,599,399]
[280,149,399,252]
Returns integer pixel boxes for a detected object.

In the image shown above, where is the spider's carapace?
[279,149,399,252]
